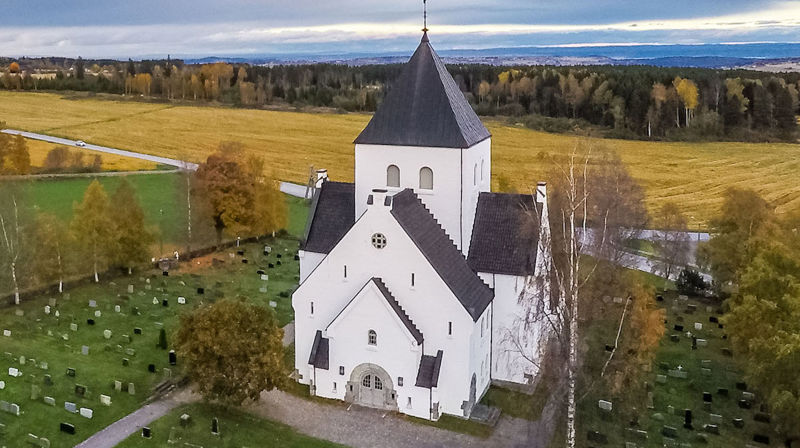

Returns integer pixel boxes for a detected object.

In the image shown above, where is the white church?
[292,31,552,421]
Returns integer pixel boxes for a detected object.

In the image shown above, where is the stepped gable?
[468,192,542,275]
[373,278,423,345]
[354,32,491,149]
[302,181,355,254]
[390,189,493,321]
[415,350,443,388]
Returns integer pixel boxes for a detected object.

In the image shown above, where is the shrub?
[676,269,708,296]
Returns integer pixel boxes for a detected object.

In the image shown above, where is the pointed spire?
[422,0,429,33]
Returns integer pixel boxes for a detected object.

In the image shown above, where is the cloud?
[2,1,799,57]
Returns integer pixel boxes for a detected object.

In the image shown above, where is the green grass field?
[115,403,345,447]
[2,91,799,228]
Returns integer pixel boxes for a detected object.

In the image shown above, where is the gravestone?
[694,323,703,330]
[211,417,220,435]
[125,348,136,356]
[134,327,142,335]
[163,368,171,378]
[81,346,89,356]
[598,400,613,411]
[100,395,111,406]
[177,297,186,305]
[197,287,204,295]
[80,407,93,419]
[70,323,78,332]
[114,380,122,392]
[0,381,4,390]
[43,374,52,385]
[674,325,684,332]
[670,334,680,343]
[128,284,134,294]
[60,422,75,434]
[169,350,177,365]
[49,298,57,307]
[702,368,712,376]
[717,388,729,397]
[162,299,169,307]
[753,434,770,445]
[738,399,752,409]
[697,339,708,347]
[703,392,712,402]
[122,358,129,367]
[736,381,748,391]
[662,426,678,438]
[87,319,95,326]
[66,367,76,377]
[103,330,112,340]
[152,297,159,305]
[148,364,156,373]
[2,330,9,337]
[128,383,135,395]
[9,367,20,377]
[722,348,733,357]
[123,334,131,343]
[89,300,97,308]
[15,309,23,317]
[710,414,723,424]
[180,413,192,427]
[45,305,51,315]
[75,384,86,397]
[114,305,121,313]
[19,355,25,365]
[8,403,19,416]
[732,418,745,428]
[743,391,755,401]
[65,401,77,413]
[684,409,693,429]
[142,427,151,438]
[269,301,277,308]
[44,396,55,406]
[709,316,718,323]
[31,384,41,400]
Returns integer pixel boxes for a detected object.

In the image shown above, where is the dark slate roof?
[415,350,444,388]
[354,33,491,149]
[302,181,355,254]
[372,278,423,345]
[308,330,329,370]
[468,192,543,276]
[391,189,493,320]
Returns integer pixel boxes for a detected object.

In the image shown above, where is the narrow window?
[387,165,400,187]
[368,329,377,346]
[343,265,347,278]
[448,321,452,336]
[480,317,484,337]
[374,376,383,390]
[333,382,337,392]
[419,167,433,190]
[398,377,404,387]
[411,273,415,287]
[481,159,485,181]
[473,163,478,185]
[310,301,314,315]
[362,375,372,388]
[407,397,412,408]
[339,366,345,375]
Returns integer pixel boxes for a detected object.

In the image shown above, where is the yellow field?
[2,91,798,228]
[25,138,156,171]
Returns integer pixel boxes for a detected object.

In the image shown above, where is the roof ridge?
[372,277,424,345]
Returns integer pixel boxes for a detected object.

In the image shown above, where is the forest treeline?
[2,56,799,142]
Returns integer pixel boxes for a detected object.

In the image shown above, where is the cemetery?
[0,234,301,444]
[578,289,783,447]
[114,403,345,447]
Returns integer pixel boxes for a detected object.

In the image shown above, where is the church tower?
[353,32,491,255]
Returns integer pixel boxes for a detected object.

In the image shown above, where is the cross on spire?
[422,0,428,33]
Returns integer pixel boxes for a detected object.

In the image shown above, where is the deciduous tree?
[33,212,69,292]
[653,202,691,287]
[71,180,115,282]
[175,298,285,404]
[110,179,153,274]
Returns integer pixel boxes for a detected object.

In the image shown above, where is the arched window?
[387,165,400,187]
[374,376,383,390]
[368,329,377,346]
[419,167,433,190]
[362,375,372,388]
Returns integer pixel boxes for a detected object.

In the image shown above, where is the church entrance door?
[346,363,397,411]
[358,371,387,408]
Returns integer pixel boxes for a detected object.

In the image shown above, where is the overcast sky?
[3,0,800,58]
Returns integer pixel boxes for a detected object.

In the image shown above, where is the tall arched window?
[387,165,400,187]
[368,329,377,346]
[419,167,433,190]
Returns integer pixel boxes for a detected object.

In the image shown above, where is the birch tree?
[0,188,24,304]
[653,202,691,287]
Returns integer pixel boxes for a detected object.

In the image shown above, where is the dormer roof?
[354,33,491,149]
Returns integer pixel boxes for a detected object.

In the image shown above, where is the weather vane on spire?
[422,0,429,33]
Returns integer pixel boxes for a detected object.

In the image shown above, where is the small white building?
[292,32,552,421]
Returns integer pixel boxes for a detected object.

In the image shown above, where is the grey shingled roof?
[415,350,443,388]
[391,189,493,321]
[302,181,355,254]
[467,192,542,276]
[372,278,423,345]
[308,330,329,370]
[354,33,491,149]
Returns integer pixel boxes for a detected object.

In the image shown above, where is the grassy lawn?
[2,91,800,228]
[577,291,781,447]
[115,403,345,447]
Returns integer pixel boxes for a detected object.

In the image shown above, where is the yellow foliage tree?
[674,77,699,126]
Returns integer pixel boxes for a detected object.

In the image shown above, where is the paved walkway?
[74,388,198,448]
[1,129,198,170]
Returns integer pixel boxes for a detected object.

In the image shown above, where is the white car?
[75,140,86,147]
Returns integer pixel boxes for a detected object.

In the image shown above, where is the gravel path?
[74,388,198,448]
[246,389,552,448]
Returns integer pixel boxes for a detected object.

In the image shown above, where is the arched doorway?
[345,363,398,411]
